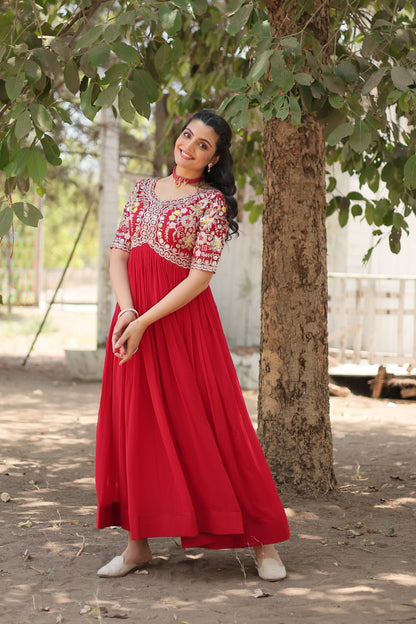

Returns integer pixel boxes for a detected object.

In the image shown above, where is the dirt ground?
[1,305,416,624]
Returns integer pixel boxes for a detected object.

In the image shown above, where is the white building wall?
[213,172,416,361]
[211,211,262,348]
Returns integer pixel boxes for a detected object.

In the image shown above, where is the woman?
[95,109,290,581]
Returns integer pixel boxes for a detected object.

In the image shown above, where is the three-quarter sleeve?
[110,181,141,252]
[190,191,228,273]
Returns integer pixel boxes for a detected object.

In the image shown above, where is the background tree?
[0,0,415,493]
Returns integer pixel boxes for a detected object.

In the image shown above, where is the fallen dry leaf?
[23,549,32,561]
[17,520,32,528]
[79,605,91,615]
[251,588,271,598]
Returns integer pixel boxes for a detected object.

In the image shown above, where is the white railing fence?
[328,272,416,366]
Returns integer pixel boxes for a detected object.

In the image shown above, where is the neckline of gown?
[150,177,216,203]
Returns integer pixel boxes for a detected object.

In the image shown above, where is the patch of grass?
[0,314,58,337]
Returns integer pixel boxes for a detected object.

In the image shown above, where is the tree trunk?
[258,0,336,495]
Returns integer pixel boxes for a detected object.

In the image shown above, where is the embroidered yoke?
[111,178,228,273]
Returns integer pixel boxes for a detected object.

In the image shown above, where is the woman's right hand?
[112,311,137,358]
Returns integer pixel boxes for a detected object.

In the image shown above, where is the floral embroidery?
[111,178,228,272]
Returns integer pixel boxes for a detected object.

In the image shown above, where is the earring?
[208,163,212,172]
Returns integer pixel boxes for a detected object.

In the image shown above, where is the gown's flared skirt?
[96,245,290,549]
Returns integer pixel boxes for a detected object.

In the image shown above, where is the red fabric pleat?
[96,245,290,548]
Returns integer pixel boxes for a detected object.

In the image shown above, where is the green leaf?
[5,74,25,101]
[74,24,105,50]
[80,79,100,121]
[4,147,31,178]
[338,208,349,227]
[118,86,135,123]
[228,76,246,90]
[336,60,358,83]
[288,95,301,125]
[391,66,415,90]
[347,191,364,201]
[295,72,313,86]
[219,93,248,117]
[349,120,372,153]
[190,0,208,15]
[351,204,363,217]
[389,227,401,254]
[104,23,122,43]
[30,102,53,132]
[327,122,354,146]
[404,155,416,189]
[24,59,41,82]
[31,48,59,77]
[326,176,336,193]
[170,0,194,12]
[26,148,47,183]
[131,94,150,119]
[227,3,252,35]
[328,93,344,109]
[112,41,140,65]
[0,141,9,169]
[64,59,80,94]
[154,43,172,76]
[386,88,402,104]
[361,34,378,58]
[95,84,119,108]
[281,37,300,51]
[233,108,249,130]
[116,11,136,26]
[274,67,295,93]
[392,212,406,230]
[0,204,13,236]
[275,97,290,120]
[86,43,111,68]
[247,51,271,84]
[247,50,271,84]
[55,105,72,124]
[361,68,388,95]
[103,62,129,85]
[225,0,245,16]
[12,201,43,227]
[14,111,31,140]
[51,38,71,62]
[323,73,345,95]
[41,134,62,166]
[160,6,182,35]
[129,69,159,102]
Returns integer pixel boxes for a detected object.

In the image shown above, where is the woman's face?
[174,119,220,176]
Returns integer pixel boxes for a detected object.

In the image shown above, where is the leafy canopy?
[0,0,415,255]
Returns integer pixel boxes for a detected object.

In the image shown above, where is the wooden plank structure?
[328,272,416,368]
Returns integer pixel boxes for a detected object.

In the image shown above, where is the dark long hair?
[182,109,239,239]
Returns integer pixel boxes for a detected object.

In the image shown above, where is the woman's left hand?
[114,318,147,365]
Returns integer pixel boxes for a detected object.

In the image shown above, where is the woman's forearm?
[110,249,134,310]
[115,268,213,363]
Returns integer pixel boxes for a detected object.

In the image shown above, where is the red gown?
[95,178,290,549]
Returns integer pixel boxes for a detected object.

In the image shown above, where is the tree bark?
[258,0,336,495]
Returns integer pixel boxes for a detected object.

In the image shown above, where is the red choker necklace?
[172,166,204,187]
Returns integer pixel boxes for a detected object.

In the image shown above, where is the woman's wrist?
[118,307,139,321]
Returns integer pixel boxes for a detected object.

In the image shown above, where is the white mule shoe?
[97,555,143,578]
[257,557,287,581]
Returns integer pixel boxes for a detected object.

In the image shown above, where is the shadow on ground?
[1,356,415,624]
